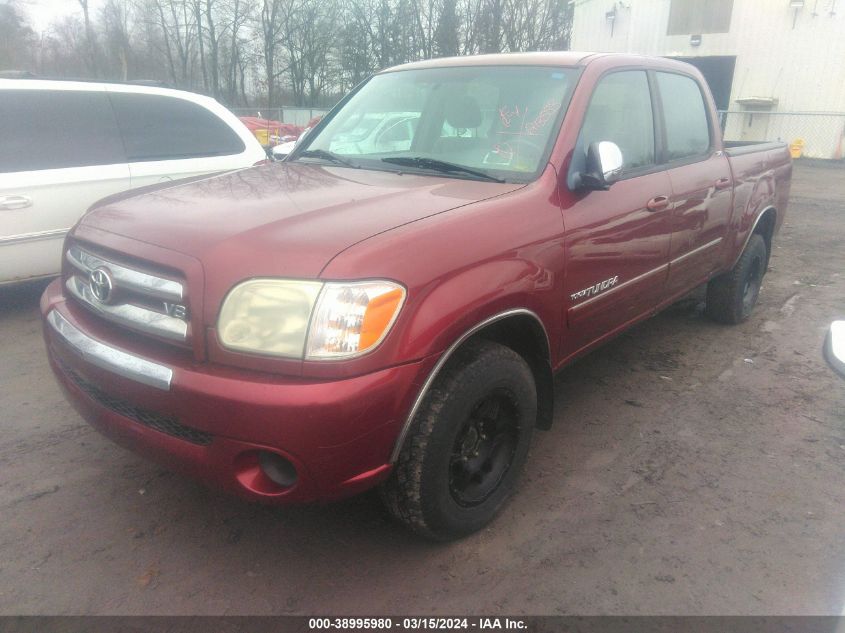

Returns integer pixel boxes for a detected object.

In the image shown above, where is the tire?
[705,233,767,324]
[380,339,537,541]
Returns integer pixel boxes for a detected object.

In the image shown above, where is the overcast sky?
[18,0,105,33]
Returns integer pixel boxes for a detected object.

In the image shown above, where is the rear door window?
[109,92,245,161]
[656,72,711,161]
[0,88,123,173]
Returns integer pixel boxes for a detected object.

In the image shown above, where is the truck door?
[561,70,674,359]
[655,71,733,298]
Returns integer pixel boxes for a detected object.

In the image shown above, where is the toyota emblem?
[89,267,114,303]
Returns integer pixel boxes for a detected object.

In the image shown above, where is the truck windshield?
[294,65,579,183]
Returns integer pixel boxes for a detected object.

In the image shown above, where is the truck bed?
[724,140,788,156]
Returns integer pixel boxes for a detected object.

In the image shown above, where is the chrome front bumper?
[46,310,173,390]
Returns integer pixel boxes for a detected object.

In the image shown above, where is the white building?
[570,0,845,158]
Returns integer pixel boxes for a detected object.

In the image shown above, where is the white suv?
[0,79,267,285]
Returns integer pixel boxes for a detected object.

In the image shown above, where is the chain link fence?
[719,110,845,160]
[230,107,331,127]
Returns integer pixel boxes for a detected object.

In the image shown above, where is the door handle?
[0,195,32,210]
[715,177,732,190]
[646,195,670,212]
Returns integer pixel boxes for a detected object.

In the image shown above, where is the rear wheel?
[705,233,767,324]
[380,339,536,540]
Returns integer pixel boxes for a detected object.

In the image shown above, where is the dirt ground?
[0,163,843,616]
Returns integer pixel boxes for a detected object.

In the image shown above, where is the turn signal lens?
[305,281,406,359]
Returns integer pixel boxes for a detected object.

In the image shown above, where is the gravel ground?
[0,162,843,616]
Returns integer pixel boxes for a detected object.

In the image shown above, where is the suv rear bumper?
[41,278,434,504]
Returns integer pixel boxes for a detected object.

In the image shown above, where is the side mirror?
[295,126,312,147]
[824,321,845,377]
[271,141,296,160]
[284,127,314,161]
[576,141,623,191]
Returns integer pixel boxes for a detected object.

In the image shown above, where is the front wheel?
[705,233,768,324]
[380,339,536,540]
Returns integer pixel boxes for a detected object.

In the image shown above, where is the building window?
[667,0,734,35]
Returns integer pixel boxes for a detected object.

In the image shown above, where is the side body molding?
[390,308,550,463]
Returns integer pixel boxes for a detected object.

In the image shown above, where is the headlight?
[217,279,323,357]
[217,278,405,360]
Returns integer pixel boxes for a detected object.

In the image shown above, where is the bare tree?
[280,0,335,105]
[100,0,132,80]
[259,0,284,108]
[0,2,36,71]
[78,0,100,75]
[337,0,376,90]
[411,0,438,59]
[434,0,458,56]
[147,0,199,87]
[221,0,253,104]
[191,0,208,90]
[203,0,221,96]
[8,0,573,108]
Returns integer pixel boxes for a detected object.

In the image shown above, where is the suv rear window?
[0,89,123,173]
[109,92,245,161]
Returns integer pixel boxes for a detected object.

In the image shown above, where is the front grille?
[62,361,213,446]
[65,244,191,344]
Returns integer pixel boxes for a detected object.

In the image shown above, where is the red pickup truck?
[42,52,791,540]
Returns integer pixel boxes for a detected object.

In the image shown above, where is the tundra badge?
[570,276,619,302]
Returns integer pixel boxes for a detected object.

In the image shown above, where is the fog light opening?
[258,450,298,488]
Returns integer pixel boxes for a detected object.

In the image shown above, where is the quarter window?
[0,89,123,173]
[656,72,711,161]
[110,93,245,161]
[577,70,655,173]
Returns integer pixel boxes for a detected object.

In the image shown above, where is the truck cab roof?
[383,51,704,75]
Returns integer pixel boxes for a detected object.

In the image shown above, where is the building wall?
[570,0,845,157]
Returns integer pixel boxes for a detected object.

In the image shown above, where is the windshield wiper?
[297,149,359,168]
[381,157,505,183]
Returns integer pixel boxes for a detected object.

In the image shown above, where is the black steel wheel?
[741,252,764,316]
[706,233,768,324]
[448,390,521,508]
[380,339,537,540]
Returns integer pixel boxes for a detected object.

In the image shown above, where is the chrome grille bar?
[47,310,172,390]
[66,275,188,342]
[67,245,183,302]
